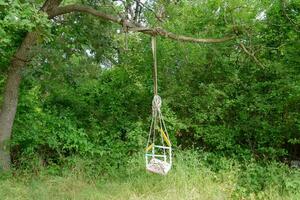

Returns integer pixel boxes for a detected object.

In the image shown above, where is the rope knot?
[152,95,162,113]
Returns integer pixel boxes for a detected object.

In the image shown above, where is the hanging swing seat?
[145,144,172,175]
[146,157,171,175]
[145,37,173,175]
[145,95,172,175]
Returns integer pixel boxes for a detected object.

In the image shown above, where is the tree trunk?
[0,63,22,170]
[0,32,39,170]
[0,0,63,171]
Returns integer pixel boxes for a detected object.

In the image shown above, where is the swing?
[145,37,172,175]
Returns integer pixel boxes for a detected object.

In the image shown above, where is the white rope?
[152,95,161,113]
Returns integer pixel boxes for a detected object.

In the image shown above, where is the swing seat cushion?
[146,158,171,175]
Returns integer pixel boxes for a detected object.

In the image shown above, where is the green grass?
[0,152,299,200]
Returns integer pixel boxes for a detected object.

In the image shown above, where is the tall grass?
[0,151,299,200]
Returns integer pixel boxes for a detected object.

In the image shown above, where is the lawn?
[1,152,299,200]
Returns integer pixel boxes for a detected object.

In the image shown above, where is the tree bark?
[0,32,39,170]
[0,62,23,170]
[0,0,62,170]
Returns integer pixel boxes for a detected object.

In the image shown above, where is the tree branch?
[281,0,300,32]
[48,4,235,43]
[239,43,264,68]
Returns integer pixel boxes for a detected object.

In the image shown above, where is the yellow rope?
[145,143,154,152]
[160,128,171,147]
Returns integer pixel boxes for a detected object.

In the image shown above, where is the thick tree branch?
[49,4,235,43]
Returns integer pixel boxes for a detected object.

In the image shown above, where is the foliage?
[0,0,51,70]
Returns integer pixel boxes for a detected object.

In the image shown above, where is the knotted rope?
[151,36,161,116]
[152,95,162,114]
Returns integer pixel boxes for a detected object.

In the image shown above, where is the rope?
[152,37,158,95]
[146,36,172,175]
[152,95,161,113]
[150,37,161,152]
